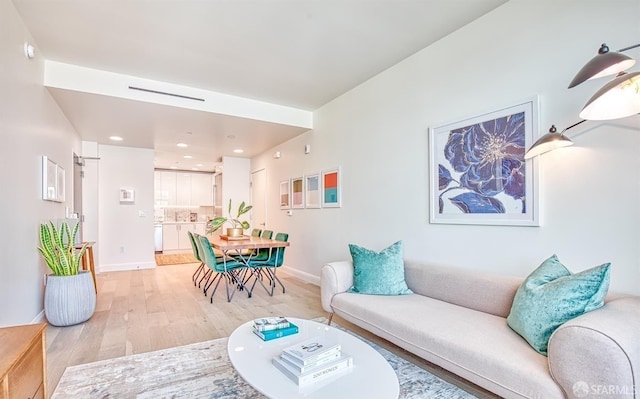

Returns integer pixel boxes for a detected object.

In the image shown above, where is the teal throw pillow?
[348,241,413,295]
[507,254,610,356]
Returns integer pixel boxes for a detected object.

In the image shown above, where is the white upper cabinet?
[158,171,177,206]
[191,173,213,206]
[176,173,191,206]
[154,170,213,207]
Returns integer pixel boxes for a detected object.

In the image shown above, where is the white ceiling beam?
[44,61,313,129]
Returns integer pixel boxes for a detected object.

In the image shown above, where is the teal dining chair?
[251,229,273,262]
[248,232,289,296]
[197,234,246,302]
[188,231,205,286]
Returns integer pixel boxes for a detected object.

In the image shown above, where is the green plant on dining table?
[207,199,253,234]
[38,221,88,276]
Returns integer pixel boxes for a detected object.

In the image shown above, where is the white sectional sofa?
[320,259,640,399]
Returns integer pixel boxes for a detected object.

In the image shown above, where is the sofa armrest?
[320,261,354,313]
[548,296,640,399]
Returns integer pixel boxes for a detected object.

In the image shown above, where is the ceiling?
[13,0,507,172]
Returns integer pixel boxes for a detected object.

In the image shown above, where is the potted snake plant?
[38,221,96,326]
[207,199,252,237]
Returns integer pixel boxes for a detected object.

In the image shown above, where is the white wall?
[252,0,640,293]
[0,0,81,326]
[221,156,251,214]
[97,145,155,271]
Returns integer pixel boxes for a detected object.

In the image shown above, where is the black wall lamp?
[525,43,640,159]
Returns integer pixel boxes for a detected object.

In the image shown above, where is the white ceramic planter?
[44,270,96,327]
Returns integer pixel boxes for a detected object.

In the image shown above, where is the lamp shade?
[524,125,574,159]
[579,71,640,120]
[568,44,636,88]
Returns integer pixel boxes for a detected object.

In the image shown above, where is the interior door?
[251,168,267,231]
[73,153,83,241]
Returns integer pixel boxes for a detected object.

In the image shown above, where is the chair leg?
[203,271,221,296]
[192,262,204,284]
[327,313,334,325]
[200,269,212,292]
[271,267,286,294]
[249,267,272,296]
[209,273,224,302]
[197,268,211,288]
[223,272,239,303]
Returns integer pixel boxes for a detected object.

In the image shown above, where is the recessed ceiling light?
[177,143,188,148]
[191,168,199,171]
[196,163,204,167]
[109,136,123,141]
[233,149,244,154]
[183,155,193,159]
[170,166,178,170]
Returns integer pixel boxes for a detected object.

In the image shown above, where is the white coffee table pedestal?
[227,317,399,399]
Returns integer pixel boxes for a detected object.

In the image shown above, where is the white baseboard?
[31,309,46,324]
[280,266,320,286]
[100,261,157,272]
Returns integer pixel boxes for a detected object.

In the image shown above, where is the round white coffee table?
[227,317,399,399]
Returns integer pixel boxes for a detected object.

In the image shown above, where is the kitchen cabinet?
[176,173,191,206]
[0,323,46,399]
[156,171,177,206]
[154,171,213,207]
[162,223,205,252]
[191,173,213,206]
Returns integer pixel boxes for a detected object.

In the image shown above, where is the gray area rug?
[52,319,476,399]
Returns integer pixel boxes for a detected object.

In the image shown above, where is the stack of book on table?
[252,317,299,341]
[272,336,353,387]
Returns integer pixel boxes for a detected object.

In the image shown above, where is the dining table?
[206,234,290,297]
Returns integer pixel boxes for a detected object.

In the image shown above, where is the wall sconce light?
[525,42,639,159]
[274,151,281,159]
[304,144,311,154]
[569,43,640,121]
[23,42,35,59]
[524,120,587,159]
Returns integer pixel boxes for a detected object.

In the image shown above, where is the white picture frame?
[291,176,304,209]
[119,188,135,203]
[428,97,539,226]
[321,167,341,208]
[304,173,321,209]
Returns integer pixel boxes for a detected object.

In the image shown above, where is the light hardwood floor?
[45,262,497,398]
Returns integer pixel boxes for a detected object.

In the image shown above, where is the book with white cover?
[253,317,290,332]
[281,336,341,365]
[280,350,341,373]
[272,353,353,386]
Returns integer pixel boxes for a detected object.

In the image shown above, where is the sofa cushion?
[404,260,522,318]
[331,292,564,398]
[507,254,610,355]
[348,241,412,295]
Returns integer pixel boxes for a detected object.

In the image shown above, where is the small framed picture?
[291,176,304,209]
[42,156,57,201]
[279,180,290,209]
[304,173,321,209]
[321,167,341,208]
[120,188,135,203]
[56,165,65,203]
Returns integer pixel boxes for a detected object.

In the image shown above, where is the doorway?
[73,153,83,241]
[251,168,267,231]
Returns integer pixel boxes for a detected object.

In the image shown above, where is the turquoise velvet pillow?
[348,241,413,295]
[507,254,610,356]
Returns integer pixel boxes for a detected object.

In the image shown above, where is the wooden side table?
[75,242,97,293]
[0,323,47,399]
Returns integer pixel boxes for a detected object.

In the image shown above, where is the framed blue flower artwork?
[429,97,540,226]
